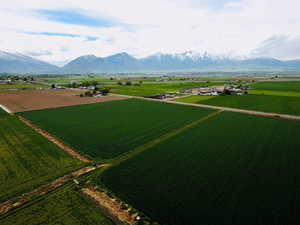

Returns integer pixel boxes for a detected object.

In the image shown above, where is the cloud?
[25,50,53,57]
[252,35,300,60]
[0,0,300,64]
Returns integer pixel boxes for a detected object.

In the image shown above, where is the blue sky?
[35,9,119,27]
[0,0,300,65]
[24,31,99,41]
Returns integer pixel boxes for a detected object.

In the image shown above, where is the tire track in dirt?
[18,116,91,163]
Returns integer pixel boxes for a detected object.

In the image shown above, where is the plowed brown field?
[0,89,130,112]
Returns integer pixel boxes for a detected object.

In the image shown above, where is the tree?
[125,81,132,86]
[51,84,56,89]
[100,87,111,96]
[92,81,98,86]
[222,89,231,95]
[117,81,123,85]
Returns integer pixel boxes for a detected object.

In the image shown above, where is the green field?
[0,83,45,90]
[0,107,8,117]
[19,99,215,160]
[0,115,84,202]
[106,82,218,96]
[200,94,300,115]
[102,112,300,225]
[0,184,115,225]
[248,89,300,97]
[252,81,300,92]
[173,95,215,103]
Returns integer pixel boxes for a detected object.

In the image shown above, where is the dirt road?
[82,187,137,225]
[18,116,91,163]
[112,94,300,120]
[0,165,102,215]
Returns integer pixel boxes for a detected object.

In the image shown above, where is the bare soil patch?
[0,89,130,112]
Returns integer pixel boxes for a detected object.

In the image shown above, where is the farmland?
[0,89,129,112]
[102,112,300,225]
[0,83,46,91]
[106,81,218,96]
[0,184,115,225]
[0,114,84,202]
[248,89,300,97]
[252,81,300,92]
[200,94,300,115]
[19,99,215,160]
[173,95,215,103]
[0,107,8,117]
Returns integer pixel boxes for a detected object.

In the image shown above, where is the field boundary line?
[0,165,108,216]
[111,93,300,120]
[82,187,137,225]
[0,104,12,114]
[111,110,223,166]
[18,116,91,163]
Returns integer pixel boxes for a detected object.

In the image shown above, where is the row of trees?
[117,81,143,86]
[80,87,111,97]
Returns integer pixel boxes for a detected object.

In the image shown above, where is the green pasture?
[0,115,84,202]
[102,112,300,225]
[201,94,300,115]
[0,184,115,225]
[19,99,214,160]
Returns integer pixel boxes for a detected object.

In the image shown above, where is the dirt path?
[0,104,12,114]
[82,187,137,225]
[0,165,104,215]
[112,110,223,166]
[18,116,91,163]
[80,110,223,225]
[112,93,300,120]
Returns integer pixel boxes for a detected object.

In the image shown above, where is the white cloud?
[0,0,300,65]
[252,35,300,60]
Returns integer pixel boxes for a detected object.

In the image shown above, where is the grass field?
[173,95,215,103]
[0,83,45,90]
[200,94,300,115]
[19,99,215,160]
[0,115,84,202]
[248,89,300,97]
[252,81,300,92]
[102,112,300,225]
[0,107,8,117]
[0,184,115,225]
[106,82,217,96]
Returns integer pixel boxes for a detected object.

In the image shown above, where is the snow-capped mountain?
[1,50,300,73]
[0,51,59,73]
[62,51,300,72]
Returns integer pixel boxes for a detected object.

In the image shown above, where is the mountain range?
[1,50,300,73]
[0,51,59,73]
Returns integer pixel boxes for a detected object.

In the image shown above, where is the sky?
[0,0,300,66]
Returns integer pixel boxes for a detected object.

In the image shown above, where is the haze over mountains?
[0,51,59,73]
[1,50,300,74]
